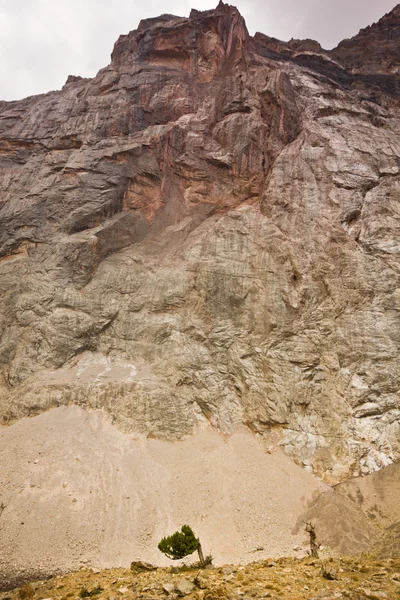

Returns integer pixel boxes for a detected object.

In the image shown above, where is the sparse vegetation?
[5,556,400,600]
[18,584,34,600]
[158,524,212,567]
[79,586,103,597]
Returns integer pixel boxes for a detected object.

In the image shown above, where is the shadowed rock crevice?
[0,2,400,485]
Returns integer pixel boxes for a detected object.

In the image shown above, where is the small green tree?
[158,525,209,567]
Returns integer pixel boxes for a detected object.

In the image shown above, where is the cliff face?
[1,2,400,483]
[331,4,400,75]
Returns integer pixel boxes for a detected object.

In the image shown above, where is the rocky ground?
[2,557,400,600]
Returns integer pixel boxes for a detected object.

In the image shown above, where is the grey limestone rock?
[0,2,400,482]
[175,579,195,597]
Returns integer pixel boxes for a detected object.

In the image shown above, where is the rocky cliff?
[1,2,400,486]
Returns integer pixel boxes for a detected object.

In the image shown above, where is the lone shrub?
[79,587,103,598]
[158,525,211,567]
[18,584,35,600]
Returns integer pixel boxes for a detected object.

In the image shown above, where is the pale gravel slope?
[0,406,328,589]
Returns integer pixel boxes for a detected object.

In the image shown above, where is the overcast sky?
[0,0,398,102]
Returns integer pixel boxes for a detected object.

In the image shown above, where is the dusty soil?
[1,407,399,590]
[0,406,328,589]
[2,556,400,600]
[337,462,400,526]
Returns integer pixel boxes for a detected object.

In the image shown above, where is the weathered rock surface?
[0,2,400,483]
[331,4,400,76]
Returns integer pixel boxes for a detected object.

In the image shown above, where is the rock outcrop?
[331,4,400,75]
[1,2,400,483]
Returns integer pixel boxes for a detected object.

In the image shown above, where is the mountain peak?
[331,3,400,75]
[111,2,249,77]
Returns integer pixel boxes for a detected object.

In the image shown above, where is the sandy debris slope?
[337,461,400,525]
[0,406,329,588]
[293,457,400,557]
[337,460,400,557]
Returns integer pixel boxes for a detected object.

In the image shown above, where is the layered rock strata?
[0,2,400,482]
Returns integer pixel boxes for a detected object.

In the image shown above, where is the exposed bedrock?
[0,2,400,483]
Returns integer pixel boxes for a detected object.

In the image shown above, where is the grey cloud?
[0,0,398,101]
[240,0,398,47]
